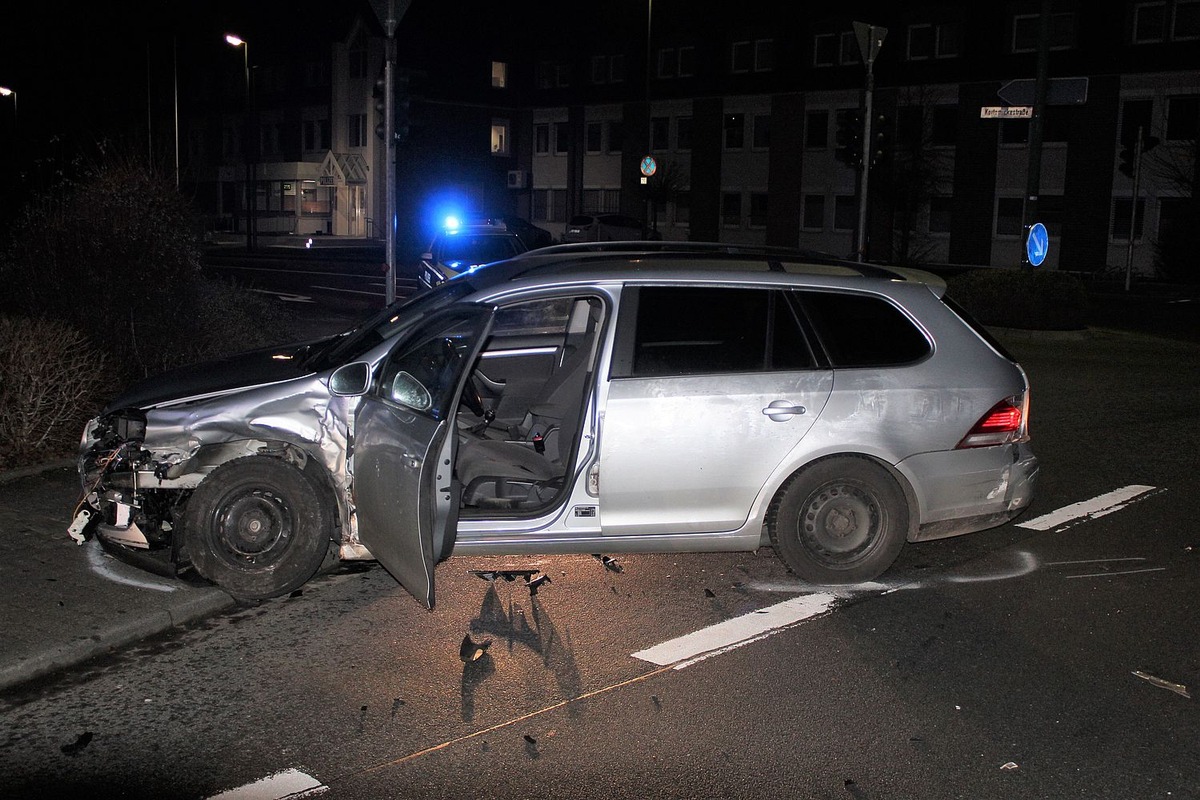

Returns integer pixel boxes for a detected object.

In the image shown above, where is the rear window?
[437,234,520,265]
[801,291,931,367]
[622,286,816,377]
[568,216,595,226]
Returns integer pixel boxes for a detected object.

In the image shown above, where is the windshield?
[305,282,474,370]
[438,234,520,267]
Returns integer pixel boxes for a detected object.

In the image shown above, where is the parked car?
[418,219,527,288]
[562,213,655,243]
[74,243,1038,608]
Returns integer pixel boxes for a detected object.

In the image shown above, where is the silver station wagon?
[74,243,1039,608]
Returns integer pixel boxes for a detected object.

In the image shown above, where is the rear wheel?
[769,457,909,584]
[182,457,333,600]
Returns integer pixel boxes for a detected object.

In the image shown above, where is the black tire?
[182,456,333,600]
[769,457,909,584]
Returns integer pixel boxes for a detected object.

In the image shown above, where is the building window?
[1166,96,1200,140]
[676,117,693,151]
[929,196,953,234]
[907,22,962,60]
[554,121,570,154]
[491,119,510,155]
[802,194,825,230]
[591,56,608,84]
[348,38,367,79]
[537,61,571,89]
[840,31,861,65]
[753,114,771,149]
[731,41,752,73]
[1013,12,1077,52]
[721,192,742,226]
[492,61,507,88]
[805,110,829,148]
[658,48,678,78]
[586,122,603,153]
[756,39,775,71]
[348,113,367,148]
[535,123,550,155]
[304,118,330,151]
[533,189,570,223]
[582,189,621,214]
[813,33,836,66]
[1133,1,1167,42]
[724,113,745,149]
[651,116,670,150]
[1111,198,1147,241]
[1175,0,1200,39]
[305,60,330,88]
[834,195,856,231]
[996,197,1023,236]
[749,192,769,227]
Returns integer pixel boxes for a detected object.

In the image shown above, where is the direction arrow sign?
[998,76,1089,106]
[1026,222,1049,267]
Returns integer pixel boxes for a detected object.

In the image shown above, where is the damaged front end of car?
[70,361,366,594]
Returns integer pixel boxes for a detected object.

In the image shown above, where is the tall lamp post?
[226,34,254,250]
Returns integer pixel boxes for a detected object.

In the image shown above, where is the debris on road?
[60,731,94,756]
[1000,762,1019,770]
[459,634,492,663]
[1133,670,1191,698]
[527,573,551,596]
[593,554,623,573]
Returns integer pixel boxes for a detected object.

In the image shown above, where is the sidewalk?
[0,463,236,693]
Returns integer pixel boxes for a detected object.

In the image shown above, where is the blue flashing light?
[444,215,461,232]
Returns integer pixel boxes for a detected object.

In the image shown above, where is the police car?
[418,218,527,289]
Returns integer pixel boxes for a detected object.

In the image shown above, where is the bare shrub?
[0,317,110,468]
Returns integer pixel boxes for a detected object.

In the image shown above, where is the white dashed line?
[632,592,839,669]
[1016,485,1160,532]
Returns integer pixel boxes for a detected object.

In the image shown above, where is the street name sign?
[981,106,1034,119]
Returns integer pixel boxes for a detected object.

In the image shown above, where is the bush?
[945,268,1088,331]
[0,155,302,384]
[0,317,111,469]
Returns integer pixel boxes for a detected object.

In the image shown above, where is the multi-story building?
[189,0,1198,277]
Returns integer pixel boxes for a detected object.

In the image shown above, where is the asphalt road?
[1,320,1197,799]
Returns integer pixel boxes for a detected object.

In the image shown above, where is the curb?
[0,586,236,693]
[0,459,76,485]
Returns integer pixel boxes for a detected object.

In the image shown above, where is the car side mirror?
[329,362,372,396]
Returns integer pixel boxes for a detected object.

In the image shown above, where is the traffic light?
[373,75,386,140]
[835,108,863,168]
[870,113,888,168]
[373,69,413,144]
[1118,141,1136,178]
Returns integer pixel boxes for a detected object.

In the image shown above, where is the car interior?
[454,295,605,513]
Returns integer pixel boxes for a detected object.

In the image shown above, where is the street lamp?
[0,86,16,123]
[226,34,255,250]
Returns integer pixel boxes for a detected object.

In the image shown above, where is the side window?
[625,286,815,377]
[492,297,573,336]
[801,291,931,367]
[378,310,485,419]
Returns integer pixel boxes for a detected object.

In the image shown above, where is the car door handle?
[762,401,806,421]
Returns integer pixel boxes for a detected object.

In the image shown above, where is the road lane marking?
[631,592,839,669]
[1016,485,1160,532]
[1064,567,1167,579]
[207,768,327,799]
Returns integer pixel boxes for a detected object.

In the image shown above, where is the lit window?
[491,61,507,88]
[491,119,510,155]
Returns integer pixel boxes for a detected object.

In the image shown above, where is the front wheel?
[769,457,909,585]
[182,456,333,600]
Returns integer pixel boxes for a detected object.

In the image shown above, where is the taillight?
[957,393,1030,448]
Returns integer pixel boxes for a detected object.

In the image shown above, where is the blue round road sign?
[1026,222,1049,267]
